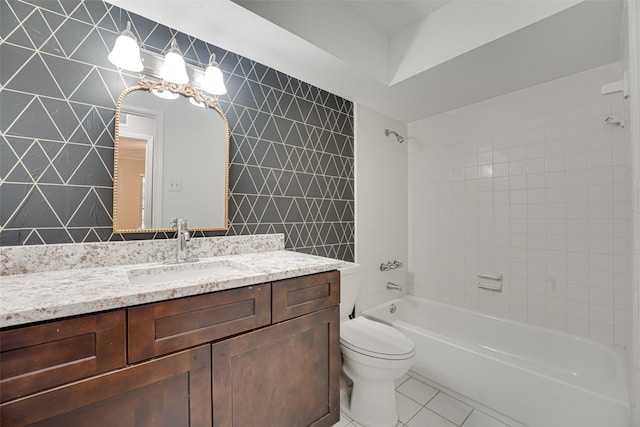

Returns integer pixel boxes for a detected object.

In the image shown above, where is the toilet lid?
[341,317,415,359]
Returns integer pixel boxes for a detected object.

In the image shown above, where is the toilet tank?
[339,262,362,320]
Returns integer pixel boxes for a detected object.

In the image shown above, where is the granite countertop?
[1,250,344,328]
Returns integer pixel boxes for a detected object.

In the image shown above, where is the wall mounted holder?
[601,71,629,98]
[477,273,503,291]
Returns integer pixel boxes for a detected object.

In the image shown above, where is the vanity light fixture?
[160,39,189,84]
[201,54,227,95]
[107,21,144,72]
[152,87,179,100]
[189,97,206,108]
[108,22,227,97]
[149,78,179,100]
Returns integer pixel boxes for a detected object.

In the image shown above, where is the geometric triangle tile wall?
[0,0,354,261]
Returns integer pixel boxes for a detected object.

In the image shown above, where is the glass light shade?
[189,97,206,108]
[202,65,227,95]
[152,88,179,100]
[160,40,189,84]
[108,23,143,72]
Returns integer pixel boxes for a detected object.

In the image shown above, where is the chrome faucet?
[169,218,195,263]
[386,282,403,291]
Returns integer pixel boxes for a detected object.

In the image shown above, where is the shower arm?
[384,129,405,144]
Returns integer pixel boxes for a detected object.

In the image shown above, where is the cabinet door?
[212,306,340,427]
[0,310,125,403]
[0,346,211,427]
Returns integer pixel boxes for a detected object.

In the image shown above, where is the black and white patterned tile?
[0,0,354,261]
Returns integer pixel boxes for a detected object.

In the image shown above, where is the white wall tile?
[566,186,589,203]
[528,309,547,326]
[565,119,588,137]
[589,304,615,324]
[408,63,631,345]
[568,300,589,318]
[567,284,588,302]
[589,167,614,185]
[509,145,527,161]
[527,158,546,173]
[527,173,546,188]
[566,152,589,170]
[526,142,545,159]
[567,316,589,336]
[614,326,627,346]
[547,171,567,187]
[589,321,614,343]
[567,169,589,186]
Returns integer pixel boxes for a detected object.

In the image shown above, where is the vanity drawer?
[127,284,271,363]
[272,270,340,323]
[0,310,126,403]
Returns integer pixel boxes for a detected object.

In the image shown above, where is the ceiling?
[339,1,453,36]
[107,0,625,124]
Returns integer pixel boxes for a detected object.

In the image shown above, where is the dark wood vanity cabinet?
[127,284,271,363]
[0,346,212,427]
[0,270,340,427]
[212,306,340,427]
[0,310,126,403]
[271,270,340,323]
[213,270,341,427]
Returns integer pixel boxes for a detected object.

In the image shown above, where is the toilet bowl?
[339,263,415,427]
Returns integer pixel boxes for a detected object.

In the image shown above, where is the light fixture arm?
[136,48,225,94]
[121,21,135,38]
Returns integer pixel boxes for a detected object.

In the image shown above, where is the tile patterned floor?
[333,373,512,427]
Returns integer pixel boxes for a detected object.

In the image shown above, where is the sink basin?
[127,260,253,285]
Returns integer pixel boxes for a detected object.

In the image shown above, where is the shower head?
[385,129,404,144]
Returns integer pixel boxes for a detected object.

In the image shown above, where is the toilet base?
[340,371,399,427]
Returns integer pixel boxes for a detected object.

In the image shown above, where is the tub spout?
[387,282,403,291]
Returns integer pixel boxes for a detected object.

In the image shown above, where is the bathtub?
[362,296,629,427]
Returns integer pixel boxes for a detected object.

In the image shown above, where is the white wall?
[354,104,408,312]
[162,98,226,228]
[626,0,640,422]
[408,63,631,345]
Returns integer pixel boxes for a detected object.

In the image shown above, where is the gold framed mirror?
[113,78,230,233]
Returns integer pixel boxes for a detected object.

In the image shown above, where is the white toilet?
[339,263,415,427]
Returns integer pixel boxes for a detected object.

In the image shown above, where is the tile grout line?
[459,408,474,426]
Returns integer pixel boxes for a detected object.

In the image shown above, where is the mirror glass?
[113,81,229,232]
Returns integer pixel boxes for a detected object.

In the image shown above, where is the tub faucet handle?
[380,260,404,271]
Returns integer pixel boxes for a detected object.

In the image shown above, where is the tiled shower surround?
[0,0,355,261]
[409,64,631,345]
